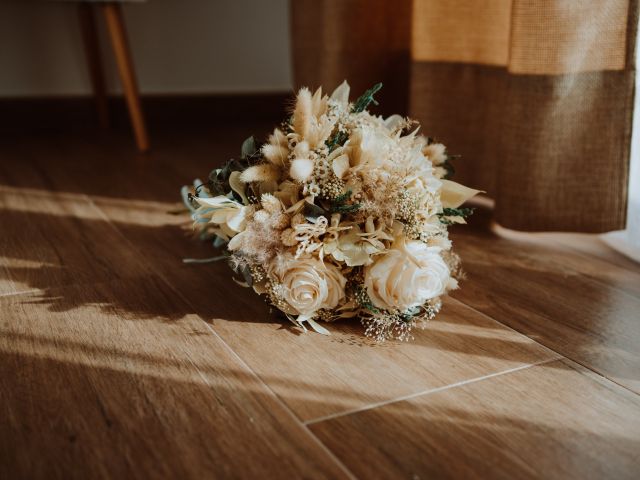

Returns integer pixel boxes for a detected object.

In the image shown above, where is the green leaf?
[351,82,383,113]
[325,130,348,152]
[207,170,226,196]
[207,156,251,197]
[329,189,361,214]
[325,83,383,152]
[332,203,361,214]
[362,302,380,314]
[353,284,380,314]
[213,236,227,248]
[304,202,327,221]
[333,189,353,205]
[440,207,475,218]
[438,207,475,224]
[240,136,256,159]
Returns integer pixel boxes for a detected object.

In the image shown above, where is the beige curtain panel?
[291,0,638,232]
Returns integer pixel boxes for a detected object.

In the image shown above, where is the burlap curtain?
[291,0,638,232]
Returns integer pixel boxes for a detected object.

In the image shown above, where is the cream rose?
[364,239,450,312]
[270,255,346,317]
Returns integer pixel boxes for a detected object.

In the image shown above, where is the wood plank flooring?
[0,279,349,479]
[1,127,639,478]
[310,359,640,480]
[450,221,640,394]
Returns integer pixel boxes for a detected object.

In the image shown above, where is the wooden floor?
[1,124,640,479]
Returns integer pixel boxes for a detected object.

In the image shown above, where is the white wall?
[0,0,293,97]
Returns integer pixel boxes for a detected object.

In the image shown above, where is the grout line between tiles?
[197,319,359,480]
[555,356,640,399]
[449,296,640,398]
[90,200,359,480]
[304,357,558,426]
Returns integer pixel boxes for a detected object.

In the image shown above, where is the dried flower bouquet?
[182,82,480,341]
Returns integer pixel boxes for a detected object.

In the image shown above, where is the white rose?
[270,255,346,317]
[364,239,450,312]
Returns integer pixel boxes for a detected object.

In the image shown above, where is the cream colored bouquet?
[182,82,479,340]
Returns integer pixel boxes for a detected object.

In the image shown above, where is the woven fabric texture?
[291,0,637,232]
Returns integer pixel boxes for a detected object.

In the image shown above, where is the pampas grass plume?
[293,87,312,138]
[240,164,280,184]
[289,158,314,182]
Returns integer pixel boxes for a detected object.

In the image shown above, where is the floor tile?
[451,228,640,393]
[0,277,350,479]
[0,187,151,295]
[310,359,640,480]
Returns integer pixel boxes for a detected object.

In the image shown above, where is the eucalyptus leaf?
[304,202,327,221]
[240,136,256,159]
[209,168,221,183]
[213,235,227,248]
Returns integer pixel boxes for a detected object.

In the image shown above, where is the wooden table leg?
[102,3,150,152]
[78,3,109,129]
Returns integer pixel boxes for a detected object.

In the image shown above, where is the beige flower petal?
[383,114,404,130]
[440,179,482,208]
[332,154,350,179]
[229,171,249,204]
[330,80,350,106]
[227,230,245,250]
[226,207,248,232]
